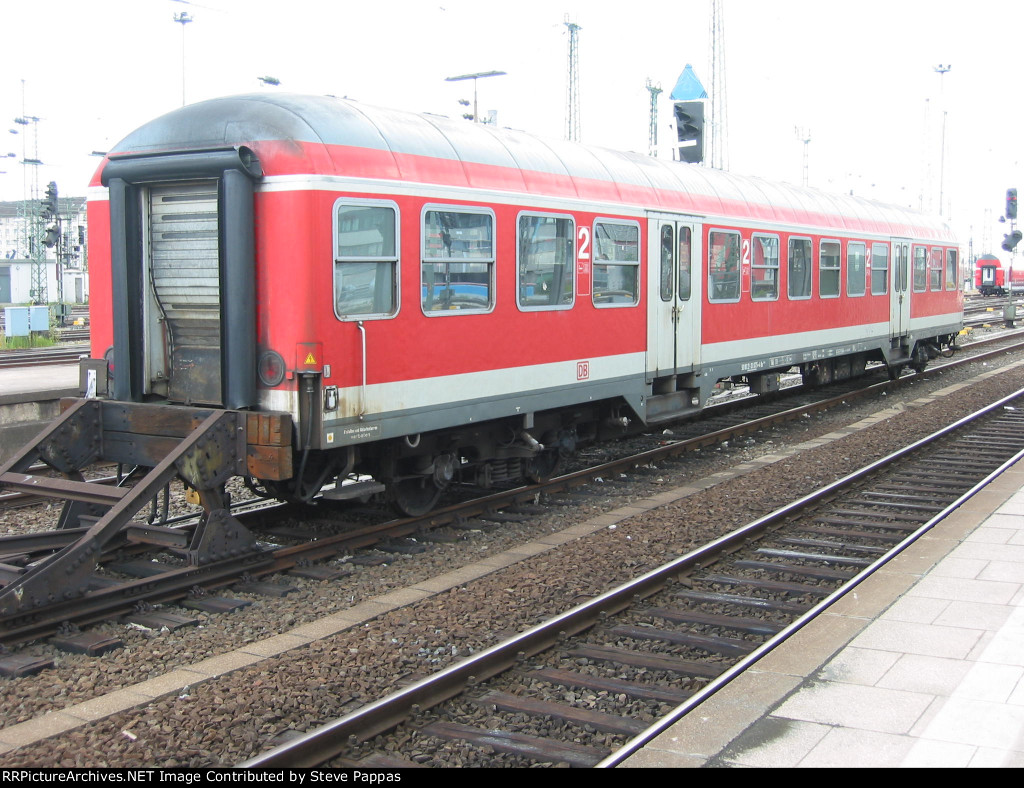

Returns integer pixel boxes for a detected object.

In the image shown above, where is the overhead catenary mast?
[708,0,729,170]
[565,15,582,142]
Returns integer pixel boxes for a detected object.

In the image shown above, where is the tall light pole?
[934,64,951,216]
[445,71,506,124]
[174,12,193,106]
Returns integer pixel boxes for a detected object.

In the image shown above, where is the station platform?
[0,362,80,463]
[624,456,1024,768]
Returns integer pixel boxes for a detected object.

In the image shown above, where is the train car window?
[912,245,928,292]
[593,220,640,307]
[788,237,812,300]
[946,249,958,290]
[421,208,495,315]
[871,243,889,295]
[660,225,674,302]
[678,227,692,301]
[708,230,741,303]
[750,234,779,301]
[333,200,399,319]
[819,240,841,298]
[928,247,943,291]
[517,213,575,310]
[847,242,867,297]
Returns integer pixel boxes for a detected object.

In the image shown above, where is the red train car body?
[974,253,1024,296]
[86,94,963,513]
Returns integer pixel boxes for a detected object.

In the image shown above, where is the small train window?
[929,247,943,291]
[593,220,640,307]
[871,244,889,295]
[946,249,958,290]
[333,200,399,320]
[847,242,866,297]
[751,234,779,302]
[708,230,741,303]
[912,246,928,292]
[788,237,812,300]
[517,213,575,310]
[421,207,495,315]
[819,240,840,298]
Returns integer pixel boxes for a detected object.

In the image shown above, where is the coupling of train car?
[1,333,1024,655]
[239,387,1024,768]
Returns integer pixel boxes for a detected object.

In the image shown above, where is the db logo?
[576,361,590,381]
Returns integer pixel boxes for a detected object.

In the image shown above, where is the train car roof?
[96,92,956,242]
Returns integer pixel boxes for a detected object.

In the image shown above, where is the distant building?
[0,198,89,305]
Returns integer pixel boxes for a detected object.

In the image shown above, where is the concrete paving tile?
[978,513,1024,531]
[901,738,977,768]
[817,646,900,686]
[954,541,1024,566]
[878,594,949,625]
[828,570,917,618]
[852,618,983,660]
[964,526,1015,544]
[773,681,933,734]
[929,556,987,579]
[955,662,1024,703]
[799,727,915,768]
[911,696,1024,751]
[934,599,1015,630]
[908,573,1020,605]
[619,748,707,768]
[720,718,830,768]
[979,560,1024,583]
[969,747,1024,767]
[876,653,973,696]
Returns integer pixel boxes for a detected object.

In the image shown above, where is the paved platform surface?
[0,362,80,403]
[624,458,1024,768]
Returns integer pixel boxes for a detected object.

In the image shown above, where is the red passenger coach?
[85,93,963,515]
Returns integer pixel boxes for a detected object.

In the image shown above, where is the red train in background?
[81,93,963,515]
[974,253,1024,296]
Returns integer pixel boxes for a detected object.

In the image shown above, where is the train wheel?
[388,477,445,517]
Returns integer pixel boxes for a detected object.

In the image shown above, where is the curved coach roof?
[98,92,955,242]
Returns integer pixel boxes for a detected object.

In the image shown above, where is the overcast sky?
[2,0,1020,256]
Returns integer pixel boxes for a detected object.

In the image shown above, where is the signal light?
[1008,188,1018,220]
[40,181,58,220]
[1001,229,1022,252]
[43,226,59,248]
[673,100,705,164]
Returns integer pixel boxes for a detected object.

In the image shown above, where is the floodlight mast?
[445,71,506,123]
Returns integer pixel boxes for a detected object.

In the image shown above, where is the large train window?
[929,247,943,291]
[819,240,841,298]
[912,246,928,292]
[517,213,575,310]
[708,230,740,303]
[871,243,889,295]
[847,242,867,297]
[750,234,779,301]
[333,199,399,320]
[421,207,495,315]
[946,249,958,290]
[592,220,640,307]
[788,237,812,300]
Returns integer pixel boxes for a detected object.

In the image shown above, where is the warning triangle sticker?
[304,352,317,365]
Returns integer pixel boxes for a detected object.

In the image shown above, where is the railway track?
[0,344,89,368]
[1,335,1023,650]
[240,387,1024,768]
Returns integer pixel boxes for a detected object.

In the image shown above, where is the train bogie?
[83,93,963,515]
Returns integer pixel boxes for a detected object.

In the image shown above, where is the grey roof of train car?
[103,93,954,240]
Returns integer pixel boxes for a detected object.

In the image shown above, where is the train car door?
[890,238,911,339]
[647,214,703,377]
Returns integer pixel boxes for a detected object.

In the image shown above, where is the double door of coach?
[648,215,702,378]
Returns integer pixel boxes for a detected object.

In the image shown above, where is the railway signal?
[40,181,57,219]
[1001,229,1021,252]
[1007,188,1018,220]
[673,101,704,164]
